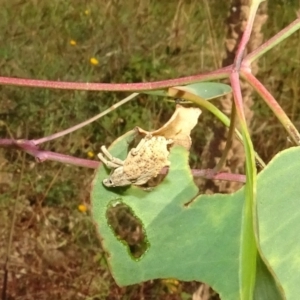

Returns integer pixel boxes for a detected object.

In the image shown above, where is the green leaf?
[257,147,300,300]
[91,133,296,299]
[254,253,284,300]
[143,82,231,100]
[91,131,243,299]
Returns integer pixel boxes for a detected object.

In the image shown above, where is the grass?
[0,0,300,299]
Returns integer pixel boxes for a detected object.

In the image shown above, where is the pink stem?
[242,70,300,145]
[0,139,245,182]
[245,17,300,64]
[230,71,246,122]
[234,1,261,69]
[0,67,231,92]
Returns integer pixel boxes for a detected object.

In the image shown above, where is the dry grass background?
[0,0,300,299]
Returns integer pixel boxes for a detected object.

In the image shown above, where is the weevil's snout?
[103,178,115,187]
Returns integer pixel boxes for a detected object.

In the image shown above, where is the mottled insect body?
[98,134,173,187]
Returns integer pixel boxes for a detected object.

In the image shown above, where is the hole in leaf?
[106,201,149,259]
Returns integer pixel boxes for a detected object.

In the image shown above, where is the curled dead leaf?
[136,104,201,150]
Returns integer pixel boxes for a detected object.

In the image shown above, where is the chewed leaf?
[143,82,231,100]
[91,131,293,299]
[91,133,243,299]
[137,104,201,150]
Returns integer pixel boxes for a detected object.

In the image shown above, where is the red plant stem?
[0,138,99,168]
[234,0,261,69]
[0,67,231,92]
[190,168,246,183]
[242,71,300,145]
[245,17,300,65]
[0,139,245,182]
[230,71,246,123]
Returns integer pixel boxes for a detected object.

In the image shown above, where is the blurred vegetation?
[0,0,300,299]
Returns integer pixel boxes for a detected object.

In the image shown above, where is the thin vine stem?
[34,93,139,145]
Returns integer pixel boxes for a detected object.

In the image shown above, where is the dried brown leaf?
[136,104,201,150]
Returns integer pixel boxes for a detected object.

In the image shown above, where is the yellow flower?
[87,151,95,158]
[69,39,77,46]
[85,9,90,15]
[161,279,180,294]
[78,204,88,213]
[90,57,99,65]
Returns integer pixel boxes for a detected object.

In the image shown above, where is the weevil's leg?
[98,153,121,168]
[131,134,152,156]
[100,146,124,165]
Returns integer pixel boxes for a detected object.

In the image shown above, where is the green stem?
[168,87,265,168]
[231,70,257,300]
